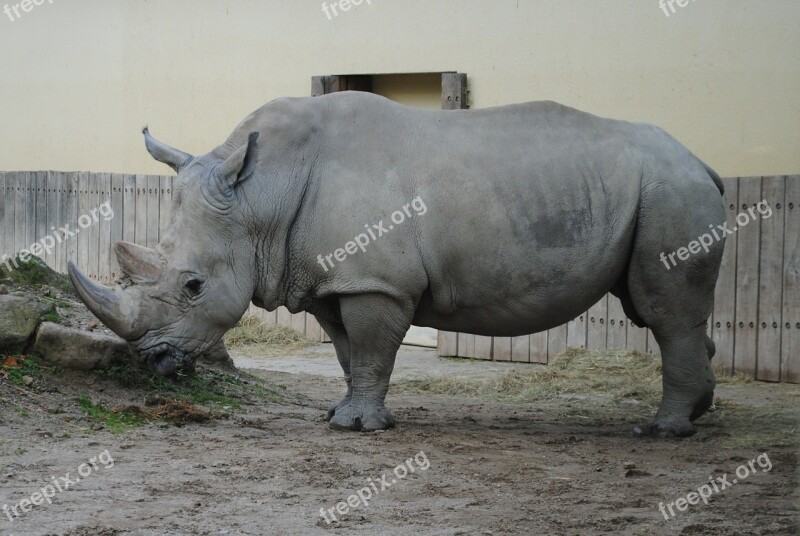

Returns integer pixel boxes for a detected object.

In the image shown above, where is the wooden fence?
[1,172,798,382]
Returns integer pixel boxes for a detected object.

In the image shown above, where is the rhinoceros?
[69,91,725,437]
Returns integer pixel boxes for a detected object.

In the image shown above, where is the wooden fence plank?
[65,173,79,271]
[34,172,47,266]
[437,331,458,357]
[0,174,6,261]
[529,332,547,364]
[97,173,112,282]
[474,335,493,360]
[305,313,323,342]
[627,324,648,354]
[0,174,6,257]
[734,177,763,376]
[159,176,173,239]
[147,175,160,248]
[277,306,293,328]
[547,325,567,362]
[109,174,124,280]
[15,172,27,255]
[493,337,512,362]
[77,172,90,277]
[291,311,306,336]
[135,175,148,246]
[457,333,476,358]
[756,177,785,381]
[587,295,608,350]
[712,179,739,374]
[91,174,102,279]
[511,335,530,362]
[781,177,800,382]
[6,173,18,258]
[566,313,587,350]
[123,174,136,245]
[606,294,627,349]
[25,171,36,258]
[45,172,57,271]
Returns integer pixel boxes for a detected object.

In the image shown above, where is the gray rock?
[0,285,8,295]
[199,338,235,370]
[33,322,135,370]
[0,295,55,354]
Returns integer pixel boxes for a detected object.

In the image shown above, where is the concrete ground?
[232,343,539,380]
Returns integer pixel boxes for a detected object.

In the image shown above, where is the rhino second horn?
[68,261,141,341]
[142,127,194,173]
[114,241,163,284]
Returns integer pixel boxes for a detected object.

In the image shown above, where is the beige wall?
[0,0,797,176]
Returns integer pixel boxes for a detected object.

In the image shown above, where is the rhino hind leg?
[623,175,725,438]
[325,294,413,432]
[318,319,354,422]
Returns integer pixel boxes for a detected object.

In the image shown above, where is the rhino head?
[69,128,260,375]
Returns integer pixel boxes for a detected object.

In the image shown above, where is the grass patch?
[94,361,284,411]
[41,309,61,324]
[77,395,149,432]
[224,313,313,354]
[1,354,57,388]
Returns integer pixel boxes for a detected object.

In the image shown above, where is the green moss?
[41,310,61,324]
[0,255,74,295]
[77,395,148,433]
[93,362,284,411]
[2,354,54,388]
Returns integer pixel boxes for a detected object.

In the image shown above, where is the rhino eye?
[184,278,204,296]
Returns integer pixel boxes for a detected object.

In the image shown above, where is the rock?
[0,295,55,354]
[198,338,235,369]
[624,468,651,478]
[0,285,7,295]
[87,320,99,331]
[33,322,135,370]
[22,376,34,387]
[623,461,636,470]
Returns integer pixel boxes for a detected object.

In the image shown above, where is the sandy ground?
[1,343,798,536]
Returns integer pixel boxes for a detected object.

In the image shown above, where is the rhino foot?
[328,401,395,432]
[325,396,352,422]
[633,418,695,439]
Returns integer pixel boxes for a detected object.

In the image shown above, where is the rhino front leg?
[318,318,353,421]
[327,294,412,432]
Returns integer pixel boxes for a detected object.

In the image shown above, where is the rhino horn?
[68,262,142,341]
[114,241,163,284]
[142,127,193,173]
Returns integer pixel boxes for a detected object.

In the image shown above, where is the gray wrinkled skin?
[69,92,725,437]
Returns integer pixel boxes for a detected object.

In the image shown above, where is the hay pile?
[396,348,664,405]
[224,313,313,355]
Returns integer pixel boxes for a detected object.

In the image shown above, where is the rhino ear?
[215,132,259,189]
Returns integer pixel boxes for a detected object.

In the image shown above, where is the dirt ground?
[1,342,798,536]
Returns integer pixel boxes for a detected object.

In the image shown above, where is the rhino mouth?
[139,342,189,376]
